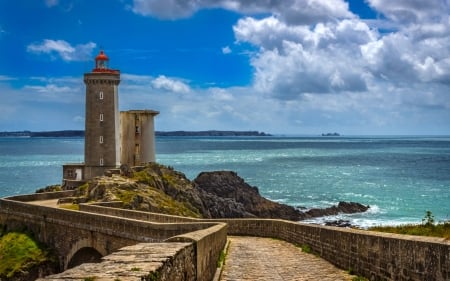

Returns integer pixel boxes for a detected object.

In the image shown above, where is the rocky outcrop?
[194,171,301,220]
[193,171,369,221]
[79,164,206,218]
[76,164,369,222]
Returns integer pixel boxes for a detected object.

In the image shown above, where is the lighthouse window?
[99,136,103,144]
[99,91,103,100]
[100,113,104,122]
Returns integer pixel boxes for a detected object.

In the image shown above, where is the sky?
[1,0,450,135]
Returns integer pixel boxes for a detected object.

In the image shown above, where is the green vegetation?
[59,203,80,211]
[113,185,201,217]
[130,267,141,271]
[347,268,368,280]
[35,184,62,193]
[144,271,159,281]
[83,277,96,281]
[0,231,54,278]
[369,211,450,239]
[77,183,89,194]
[300,244,312,254]
[217,250,226,268]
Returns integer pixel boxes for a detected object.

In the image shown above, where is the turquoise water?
[1,136,449,227]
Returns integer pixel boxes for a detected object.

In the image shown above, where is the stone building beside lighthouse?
[62,50,159,188]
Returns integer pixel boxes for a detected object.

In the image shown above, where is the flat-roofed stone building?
[120,110,159,166]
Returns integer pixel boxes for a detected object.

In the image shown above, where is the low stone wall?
[39,242,197,281]
[220,219,450,281]
[6,190,75,202]
[0,198,216,243]
[80,203,198,223]
[80,204,227,281]
[79,204,450,280]
[0,198,227,281]
[167,223,227,281]
[4,197,449,281]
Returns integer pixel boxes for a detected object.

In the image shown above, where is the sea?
[1,135,449,228]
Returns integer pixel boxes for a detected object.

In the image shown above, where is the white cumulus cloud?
[152,75,191,94]
[27,39,96,62]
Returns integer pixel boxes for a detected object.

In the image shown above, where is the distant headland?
[0,130,271,138]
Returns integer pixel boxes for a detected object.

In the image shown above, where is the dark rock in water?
[304,201,369,219]
[324,220,352,227]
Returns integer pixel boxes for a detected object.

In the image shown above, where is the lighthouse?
[83,50,121,179]
[62,50,159,188]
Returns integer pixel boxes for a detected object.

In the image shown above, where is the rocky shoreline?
[76,163,369,224]
[193,170,369,222]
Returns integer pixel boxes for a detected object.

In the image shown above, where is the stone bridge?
[0,191,226,281]
[1,191,450,281]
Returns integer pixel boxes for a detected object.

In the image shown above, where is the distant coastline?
[0,130,271,138]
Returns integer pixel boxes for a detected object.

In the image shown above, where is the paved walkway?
[220,236,354,281]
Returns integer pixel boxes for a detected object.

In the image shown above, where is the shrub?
[0,232,52,278]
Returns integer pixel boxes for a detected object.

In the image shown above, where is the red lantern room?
[92,50,119,74]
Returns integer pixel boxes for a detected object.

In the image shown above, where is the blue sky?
[1,0,450,135]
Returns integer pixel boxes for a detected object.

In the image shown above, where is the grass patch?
[217,250,226,268]
[0,232,52,278]
[300,244,312,254]
[369,212,450,239]
[59,203,80,211]
[369,223,450,239]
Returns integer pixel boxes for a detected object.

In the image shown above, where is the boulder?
[194,171,303,220]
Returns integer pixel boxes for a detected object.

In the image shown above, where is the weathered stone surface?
[40,242,195,281]
[194,171,369,221]
[194,171,302,220]
[221,236,354,281]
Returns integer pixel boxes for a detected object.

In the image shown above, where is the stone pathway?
[220,236,354,281]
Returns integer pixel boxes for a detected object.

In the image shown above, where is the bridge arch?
[65,238,107,270]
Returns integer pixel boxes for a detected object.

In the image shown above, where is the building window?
[100,113,104,122]
[135,126,140,134]
[99,91,103,100]
[99,136,103,143]
[100,158,104,166]
[67,169,74,178]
